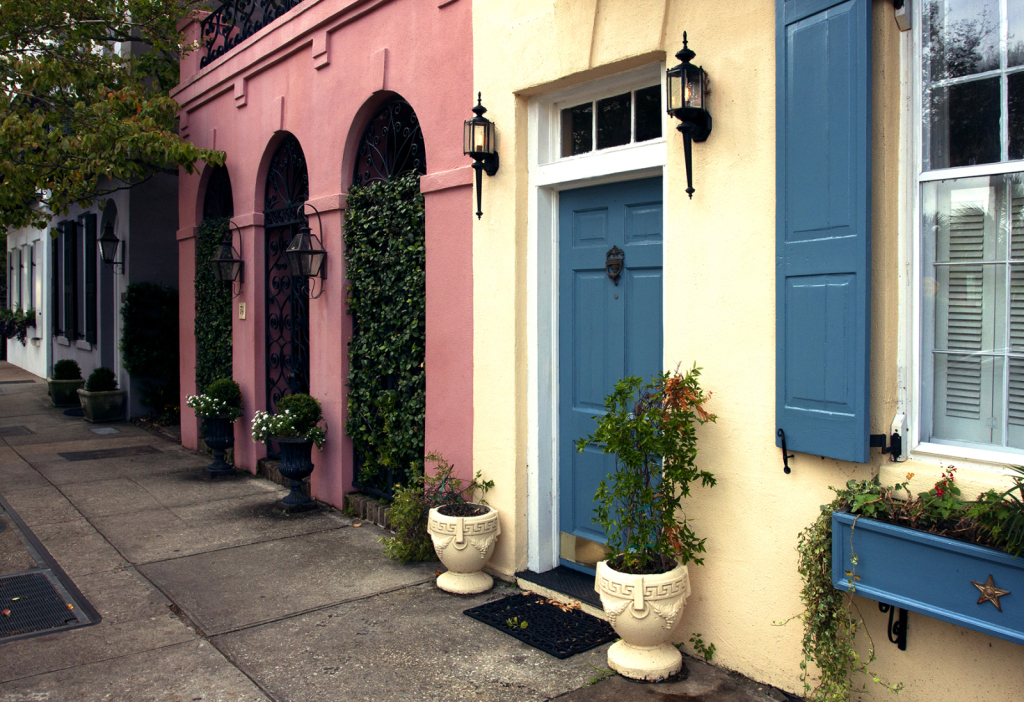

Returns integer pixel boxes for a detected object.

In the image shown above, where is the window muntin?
[559,85,662,158]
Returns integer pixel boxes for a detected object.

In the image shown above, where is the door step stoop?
[516,574,606,622]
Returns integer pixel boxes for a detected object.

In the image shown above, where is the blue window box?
[831,510,1024,646]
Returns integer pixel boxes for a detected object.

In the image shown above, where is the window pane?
[1010,72,1024,161]
[1010,1,1024,68]
[932,354,1004,446]
[923,0,999,81]
[560,103,593,157]
[634,85,662,143]
[927,77,1000,169]
[596,93,631,150]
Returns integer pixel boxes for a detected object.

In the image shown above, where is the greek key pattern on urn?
[598,577,685,602]
[428,517,498,537]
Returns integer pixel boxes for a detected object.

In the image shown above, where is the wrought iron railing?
[199,0,305,69]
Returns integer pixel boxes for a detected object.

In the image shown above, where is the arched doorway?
[348,98,427,498]
[264,135,310,436]
[195,165,235,393]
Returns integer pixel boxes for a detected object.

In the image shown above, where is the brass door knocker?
[606,246,624,286]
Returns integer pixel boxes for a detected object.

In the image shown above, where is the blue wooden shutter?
[776,0,871,463]
[84,214,97,344]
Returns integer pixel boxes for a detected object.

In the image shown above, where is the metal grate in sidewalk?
[0,572,80,639]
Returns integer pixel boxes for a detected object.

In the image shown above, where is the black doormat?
[0,572,80,639]
[63,408,84,417]
[59,444,161,461]
[516,566,601,608]
[464,593,616,659]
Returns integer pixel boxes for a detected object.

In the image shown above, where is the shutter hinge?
[870,432,903,462]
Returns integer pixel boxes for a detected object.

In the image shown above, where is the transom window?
[559,85,662,158]
[920,0,1024,454]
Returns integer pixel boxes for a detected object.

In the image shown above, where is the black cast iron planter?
[203,415,236,479]
[274,436,315,509]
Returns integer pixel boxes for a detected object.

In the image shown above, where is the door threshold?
[515,566,605,620]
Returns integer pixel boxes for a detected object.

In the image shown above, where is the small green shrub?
[52,359,82,380]
[206,378,242,409]
[85,367,118,392]
[381,482,437,563]
[423,451,493,517]
[274,393,323,435]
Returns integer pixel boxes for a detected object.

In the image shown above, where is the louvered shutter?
[776,0,872,462]
[1009,195,1024,438]
[52,226,61,336]
[64,221,76,338]
[84,214,97,344]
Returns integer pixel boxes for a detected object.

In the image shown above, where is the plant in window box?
[77,367,126,423]
[186,379,243,478]
[47,359,85,407]
[576,365,716,681]
[0,308,35,345]
[423,451,498,594]
[251,394,326,509]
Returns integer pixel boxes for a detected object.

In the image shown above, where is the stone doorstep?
[342,492,393,531]
[515,577,607,621]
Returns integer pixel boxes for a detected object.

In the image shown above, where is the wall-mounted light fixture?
[666,32,712,199]
[210,221,244,298]
[285,203,327,299]
[97,221,125,273]
[463,92,499,219]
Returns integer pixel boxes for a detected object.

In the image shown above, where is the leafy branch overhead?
[0,0,225,229]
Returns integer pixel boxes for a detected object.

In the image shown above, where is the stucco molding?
[231,213,266,229]
[176,226,199,241]
[420,166,473,194]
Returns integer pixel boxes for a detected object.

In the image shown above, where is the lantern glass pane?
[668,71,683,111]
[463,120,473,154]
[308,252,325,278]
[99,238,118,264]
[472,122,489,153]
[685,66,703,109]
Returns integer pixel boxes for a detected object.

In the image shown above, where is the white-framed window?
[917,0,1024,459]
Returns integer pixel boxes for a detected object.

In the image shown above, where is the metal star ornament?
[971,575,1010,612]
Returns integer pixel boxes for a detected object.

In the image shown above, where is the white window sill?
[911,441,1024,469]
[75,340,92,351]
[56,336,70,347]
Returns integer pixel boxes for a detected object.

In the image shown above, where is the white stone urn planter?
[427,504,500,594]
[595,560,691,681]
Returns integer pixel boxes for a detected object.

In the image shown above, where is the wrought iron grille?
[203,165,234,220]
[351,98,426,500]
[199,0,305,69]
[352,99,427,187]
[264,135,310,457]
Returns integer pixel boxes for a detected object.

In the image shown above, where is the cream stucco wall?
[473,0,1023,699]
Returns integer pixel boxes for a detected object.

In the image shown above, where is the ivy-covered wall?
[194,217,233,392]
[120,282,179,418]
[345,173,426,497]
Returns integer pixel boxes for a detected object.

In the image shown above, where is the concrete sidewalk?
[0,362,792,702]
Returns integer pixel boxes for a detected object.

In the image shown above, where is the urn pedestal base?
[606,640,682,681]
[436,569,493,595]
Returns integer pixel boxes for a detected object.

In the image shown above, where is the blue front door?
[558,177,663,549]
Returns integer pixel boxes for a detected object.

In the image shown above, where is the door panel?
[558,177,663,550]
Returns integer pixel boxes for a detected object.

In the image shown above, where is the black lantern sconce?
[284,203,327,299]
[97,221,125,273]
[666,32,712,199]
[210,221,244,298]
[463,92,499,219]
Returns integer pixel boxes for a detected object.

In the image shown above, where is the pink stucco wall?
[174,0,474,506]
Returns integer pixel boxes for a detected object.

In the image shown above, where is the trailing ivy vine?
[344,172,426,496]
[120,282,178,418]
[194,217,233,392]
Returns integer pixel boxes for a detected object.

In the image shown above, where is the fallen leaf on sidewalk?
[2,609,9,617]
[435,571,442,576]
[353,523,362,528]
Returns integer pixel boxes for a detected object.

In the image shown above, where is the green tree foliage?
[0,0,225,230]
[194,218,233,391]
[344,173,426,495]
[120,282,178,416]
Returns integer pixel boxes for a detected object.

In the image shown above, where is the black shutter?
[84,214,97,344]
[64,221,76,338]
[52,225,61,335]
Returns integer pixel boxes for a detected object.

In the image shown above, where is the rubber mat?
[464,593,616,659]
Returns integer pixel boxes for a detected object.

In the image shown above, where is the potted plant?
[186,378,243,478]
[424,451,498,594]
[47,359,85,407]
[77,367,126,423]
[251,393,326,509]
[576,365,716,681]
[0,308,36,345]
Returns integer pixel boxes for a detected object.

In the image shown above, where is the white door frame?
[525,63,669,572]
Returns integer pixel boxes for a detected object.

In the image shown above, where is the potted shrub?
[77,367,126,423]
[186,379,243,478]
[576,365,716,681]
[251,394,326,509]
[424,451,498,594]
[47,359,85,407]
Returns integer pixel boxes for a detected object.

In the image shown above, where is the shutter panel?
[944,205,985,420]
[64,221,76,337]
[1010,195,1024,429]
[776,0,872,462]
[52,226,61,335]
[84,214,97,344]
